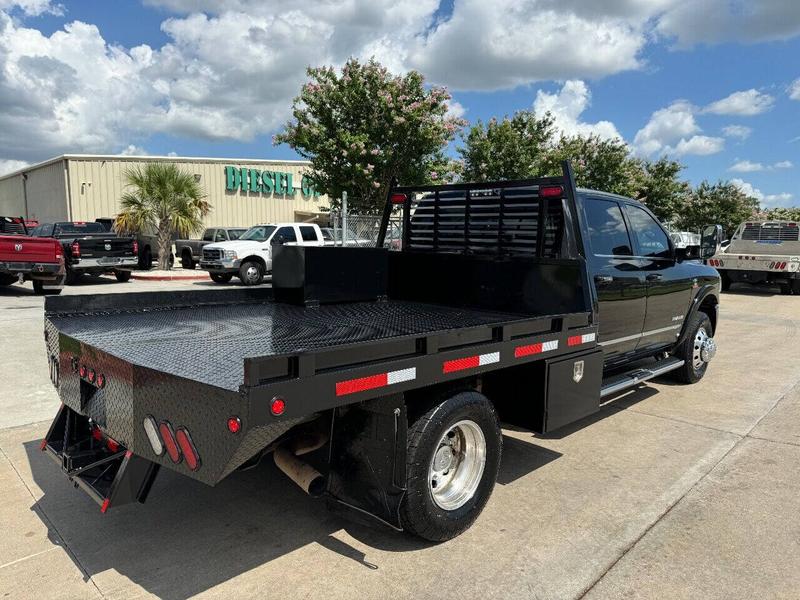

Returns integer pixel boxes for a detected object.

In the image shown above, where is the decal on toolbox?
[514,339,559,358]
[336,367,416,396]
[443,351,500,374]
[568,332,596,346]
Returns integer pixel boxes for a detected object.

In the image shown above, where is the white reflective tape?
[387,367,416,385]
[479,352,500,366]
[542,340,559,351]
[582,333,596,343]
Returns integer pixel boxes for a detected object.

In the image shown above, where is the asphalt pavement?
[0,276,798,599]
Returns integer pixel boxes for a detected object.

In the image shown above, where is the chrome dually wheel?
[428,419,487,511]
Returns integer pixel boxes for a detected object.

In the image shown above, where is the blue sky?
[0,0,798,207]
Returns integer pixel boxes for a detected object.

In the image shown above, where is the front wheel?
[181,252,195,270]
[239,261,264,286]
[672,312,715,384]
[114,270,132,282]
[210,272,233,284]
[401,390,501,541]
[138,247,152,271]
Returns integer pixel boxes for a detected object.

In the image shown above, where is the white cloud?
[763,192,794,207]
[705,89,775,116]
[729,160,765,173]
[0,158,27,175]
[729,159,793,172]
[633,100,723,156]
[0,0,61,16]
[445,100,466,119]
[790,78,800,100]
[722,125,752,140]
[730,178,763,201]
[657,1,800,47]
[533,80,621,140]
[118,145,148,156]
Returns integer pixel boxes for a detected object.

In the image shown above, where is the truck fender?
[676,285,719,346]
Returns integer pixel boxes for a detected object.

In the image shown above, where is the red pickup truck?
[0,216,65,295]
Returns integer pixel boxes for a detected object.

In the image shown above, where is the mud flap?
[42,404,160,512]
[325,394,407,531]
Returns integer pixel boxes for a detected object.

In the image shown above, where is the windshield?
[238,225,276,242]
[54,222,106,235]
[228,229,247,240]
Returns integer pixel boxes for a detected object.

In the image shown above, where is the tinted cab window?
[299,226,318,242]
[625,205,671,258]
[582,198,633,256]
[202,229,214,241]
[273,226,297,244]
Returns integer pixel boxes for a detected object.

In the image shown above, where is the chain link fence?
[329,210,403,249]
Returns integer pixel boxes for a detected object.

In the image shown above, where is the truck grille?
[203,248,223,261]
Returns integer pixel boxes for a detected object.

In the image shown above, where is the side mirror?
[271,235,286,246]
[700,224,723,259]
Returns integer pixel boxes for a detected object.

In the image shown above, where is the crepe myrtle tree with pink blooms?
[274,58,467,214]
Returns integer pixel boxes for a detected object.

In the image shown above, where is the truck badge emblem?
[14,243,22,251]
[573,360,584,383]
[104,243,112,251]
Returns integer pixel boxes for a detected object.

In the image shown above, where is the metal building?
[0,154,329,227]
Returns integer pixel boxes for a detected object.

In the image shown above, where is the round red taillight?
[96,374,105,388]
[270,397,286,416]
[88,369,96,383]
[79,365,87,378]
[227,417,241,434]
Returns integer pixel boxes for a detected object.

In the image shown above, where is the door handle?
[594,274,614,284]
[646,273,663,281]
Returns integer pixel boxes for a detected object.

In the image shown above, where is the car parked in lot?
[39,163,723,541]
[176,227,247,270]
[30,221,138,284]
[200,222,325,285]
[95,218,174,271]
[0,216,65,294]
[320,227,373,247]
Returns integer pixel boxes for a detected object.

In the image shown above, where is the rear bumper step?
[41,404,160,512]
[600,356,685,398]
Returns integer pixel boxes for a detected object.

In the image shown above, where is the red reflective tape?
[100,498,110,514]
[515,343,543,358]
[567,335,582,346]
[125,450,133,459]
[443,356,480,373]
[39,439,47,451]
[336,373,388,396]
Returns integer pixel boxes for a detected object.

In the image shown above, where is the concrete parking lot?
[1,278,798,599]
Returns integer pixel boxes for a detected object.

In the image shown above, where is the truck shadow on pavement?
[22,426,563,598]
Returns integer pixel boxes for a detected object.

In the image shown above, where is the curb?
[131,272,210,282]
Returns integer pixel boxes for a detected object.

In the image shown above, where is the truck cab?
[200,222,324,285]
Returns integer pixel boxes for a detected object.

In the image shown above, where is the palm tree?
[116,163,210,270]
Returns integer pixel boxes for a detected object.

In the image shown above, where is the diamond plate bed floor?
[49,300,527,390]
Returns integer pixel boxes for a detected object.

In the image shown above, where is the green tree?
[676,181,760,237]
[458,111,556,181]
[763,207,800,221]
[540,134,644,198]
[115,163,209,270]
[636,157,692,225]
[275,58,465,214]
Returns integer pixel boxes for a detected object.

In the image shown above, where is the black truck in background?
[39,163,722,541]
[30,222,138,284]
[176,227,248,270]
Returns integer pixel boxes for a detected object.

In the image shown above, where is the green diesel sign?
[224,166,320,197]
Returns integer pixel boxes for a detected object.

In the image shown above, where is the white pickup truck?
[708,220,800,295]
[200,223,325,285]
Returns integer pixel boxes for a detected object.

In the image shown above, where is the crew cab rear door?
[622,203,693,352]
[579,195,647,362]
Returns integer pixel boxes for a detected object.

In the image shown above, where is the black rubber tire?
[0,274,16,286]
[210,272,234,284]
[138,247,152,270]
[114,270,132,282]
[672,311,713,384]
[780,283,792,296]
[181,251,195,270]
[792,279,800,295]
[239,260,264,286]
[720,272,731,292]
[400,390,502,542]
[65,266,81,285]
[32,280,61,295]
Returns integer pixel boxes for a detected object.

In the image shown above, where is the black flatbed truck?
[40,163,723,541]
